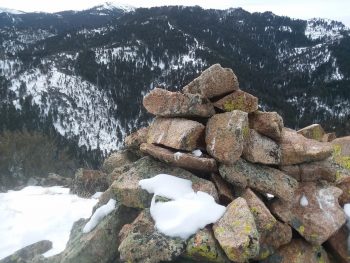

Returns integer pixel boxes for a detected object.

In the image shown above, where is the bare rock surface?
[248,111,284,141]
[183,64,239,98]
[143,88,215,117]
[332,136,350,170]
[71,169,108,197]
[125,127,149,149]
[147,117,205,151]
[140,143,217,173]
[326,225,350,263]
[270,182,346,245]
[219,158,298,202]
[213,90,258,113]
[211,173,234,205]
[101,149,140,174]
[243,129,281,165]
[297,123,325,142]
[206,111,248,164]
[213,197,260,262]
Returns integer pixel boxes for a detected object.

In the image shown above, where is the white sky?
[0,0,349,26]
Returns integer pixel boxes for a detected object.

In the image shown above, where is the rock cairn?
[118,64,350,263]
[29,64,349,263]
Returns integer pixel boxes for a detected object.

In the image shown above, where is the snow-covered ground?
[0,186,98,260]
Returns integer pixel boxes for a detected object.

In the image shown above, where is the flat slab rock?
[243,129,281,165]
[118,210,186,263]
[111,156,218,208]
[143,88,215,117]
[280,128,333,165]
[185,228,230,263]
[213,90,258,113]
[206,110,249,164]
[249,111,284,142]
[183,64,239,98]
[270,182,346,245]
[260,239,330,263]
[213,197,260,262]
[147,117,205,151]
[297,123,325,142]
[326,225,350,263]
[219,158,298,202]
[211,173,234,205]
[140,143,217,173]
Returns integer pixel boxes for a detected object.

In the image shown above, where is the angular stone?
[0,240,52,263]
[140,143,217,173]
[183,64,239,98]
[185,228,229,263]
[243,129,281,165]
[219,159,298,202]
[143,88,215,117]
[297,124,325,142]
[332,136,350,170]
[111,156,218,208]
[118,210,186,263]
[147,117,205,151]
[125,127,149,149]
[255,221,292,260]
[336,176,350,206]
[101,149,140,174]
[206,111,249,164]
[322,132,337,142]
[213,90,258,113]
[213,197,259,262]
[71,169,108,197]
[260,239,330,263]
[241,188,277,234]
[56,202,138,263]
[270,182,346,245]
[280,128,333,165]
[326,225,350,263]
[249,111,284,141]
[280,158,348,183]
[211,173,234,205]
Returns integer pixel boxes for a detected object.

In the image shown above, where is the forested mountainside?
[0,3,349,167]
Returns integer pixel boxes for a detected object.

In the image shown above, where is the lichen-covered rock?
[280,128,333,165]
[125,127,149,149]
[248,111,284,141]
[183,64,239,98]
[219,159,298,202]
[255,221,292,260]
[322,132,336,142]
[140,143,217,173]
[185,228,229,263]
[213,197,260,262]
[332,136,350,170]
[101,149,140,174]
[147,117,205,151]
[241,188,277,233]
[55,202,138,263]
[143,88,215,117]
[206,111,249,164]
[326,225,350,263]
[243,129,281,165]
[71,169,108,197]
[270,182,346,245]
[336,176,350,206]
[0,240,52,263]
[213,90,258,113]
[280,157,349,183]
[297,124,325,142]
[111,156,218,208]
[118,210,186,263]
[260,239,330,263]
[211,173,234,205]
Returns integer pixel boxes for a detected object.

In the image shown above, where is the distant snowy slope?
[0,7,25,14]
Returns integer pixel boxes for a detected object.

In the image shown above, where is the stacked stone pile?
[116,64,350,263]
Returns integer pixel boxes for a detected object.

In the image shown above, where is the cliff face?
[10,63,349,263]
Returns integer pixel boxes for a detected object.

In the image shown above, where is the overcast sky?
[0,0,349,26]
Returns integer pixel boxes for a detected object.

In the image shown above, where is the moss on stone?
[333,144,350,170]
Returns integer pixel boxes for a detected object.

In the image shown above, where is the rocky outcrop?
[71,169,108,197]
[101,149,140,174]
[206,111,248,164]
[297,123,325,142]
[213,90,258,113]
[332,136,350,170]
[213,198,260,262]
[143,88,215,117]
[249,111,284,141]
[124,127,149,149]
[326,225,350,263]
[147,117,205,151]
[183,64,239,98]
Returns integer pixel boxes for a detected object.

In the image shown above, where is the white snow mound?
[139,174,226,239]
[83,199,116,233]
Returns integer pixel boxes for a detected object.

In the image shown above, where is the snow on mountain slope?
[0,7,24,14]
[305,18,347,41]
